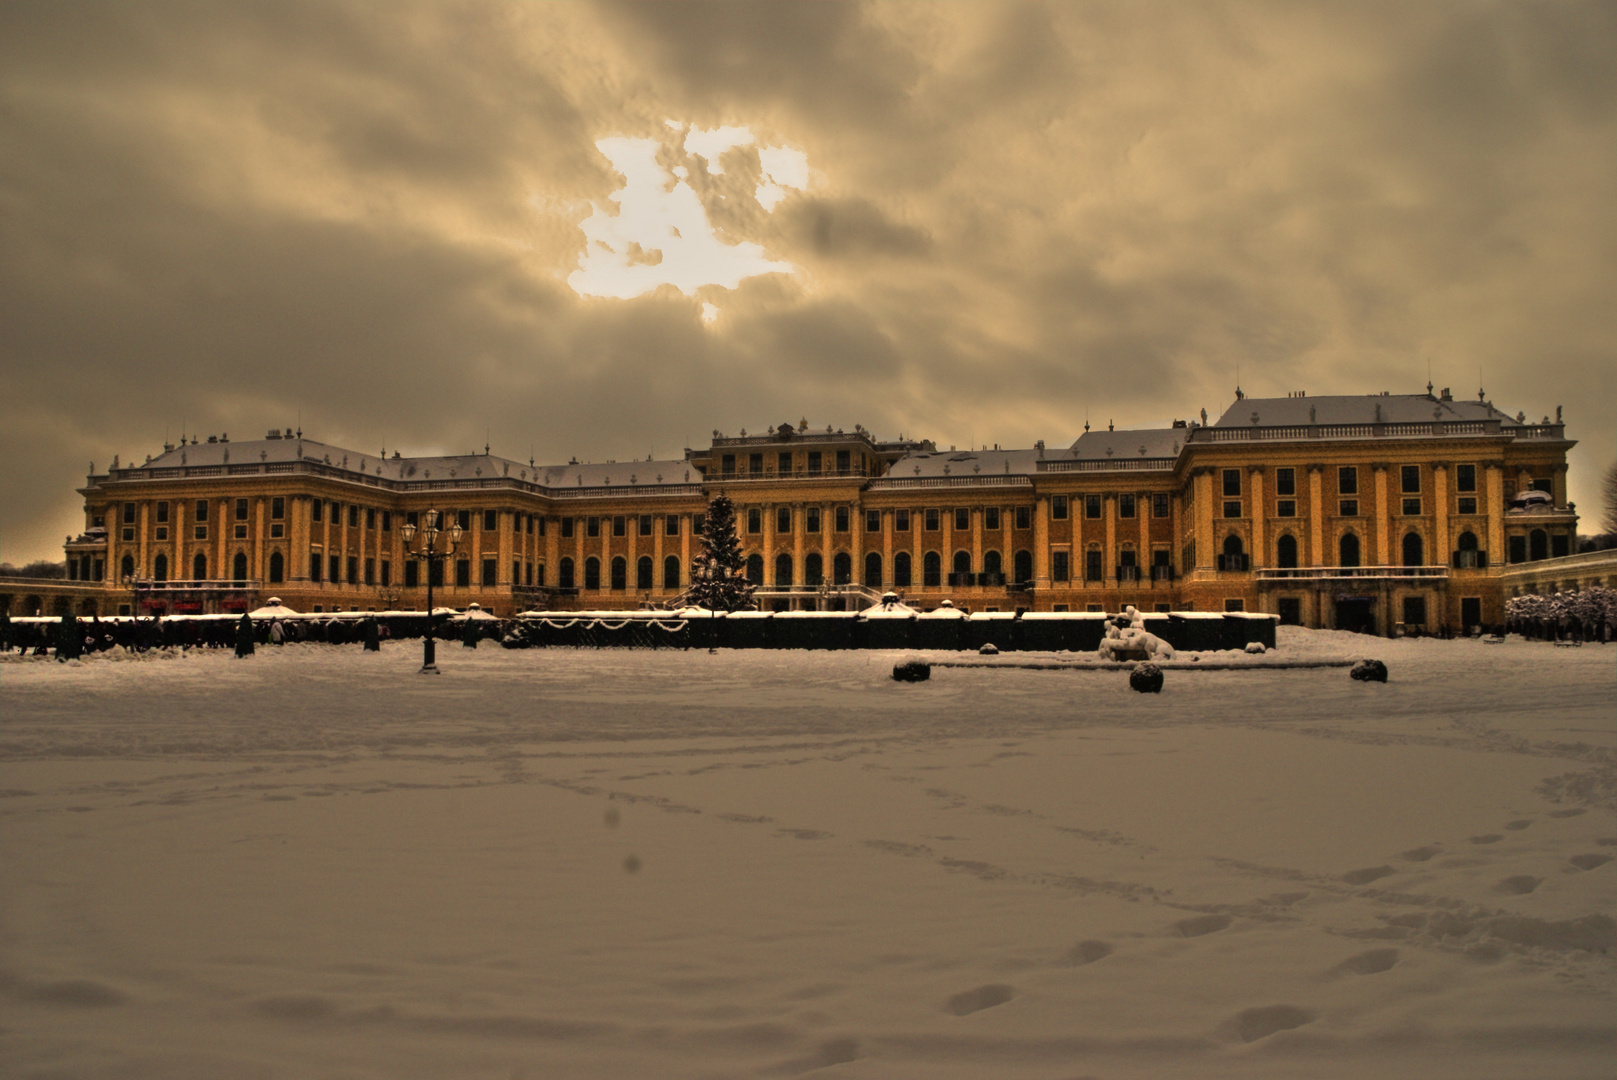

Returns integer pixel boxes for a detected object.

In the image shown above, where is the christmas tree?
[686,493,756,612]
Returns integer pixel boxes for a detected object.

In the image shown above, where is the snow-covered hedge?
[1505,586,1616,640]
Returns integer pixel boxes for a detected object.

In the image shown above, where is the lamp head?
[450,524,463,544]
[401,521,417,543]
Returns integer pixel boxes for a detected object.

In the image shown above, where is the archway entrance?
[1334,595,1375,634]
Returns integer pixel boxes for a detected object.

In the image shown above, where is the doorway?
[1335,596,1375,634]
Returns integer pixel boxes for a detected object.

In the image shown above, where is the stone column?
[1104,493,1117,585]
[138,502,149,577]
[882,509,893,587]
[1308,466,1324,567]
[653,514,665,595]
[1373,465,1390,566]
[1034,495,1050,589]
[679,512,691,588]
[1249,468,1265,567]
[1138,491,1150,577]
[1432,465,1450,567]
[499,508,514,586]
[970,505,982,582]
[850,503,864,586]
[763,503,776,585]
[1195,470,1215,571]
[793,504,806,587]
[941,505,954,585]
[174,498,187,581]
[1485,463,1506,564]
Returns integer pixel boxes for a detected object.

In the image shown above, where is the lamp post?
[400,509,462,673]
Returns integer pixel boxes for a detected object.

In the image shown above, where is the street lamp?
[400,509,463,673]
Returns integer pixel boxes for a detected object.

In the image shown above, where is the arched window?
[1457,530,1478,551]
[805,553,824,586]
[663,555,680,590]
[1529,529,1548,561]
[1276,534,1298,569]
[983,550,1002,578]
[953,550,971,575]
[833,552,852,585]
[1339,533,1361,568]
[1223,535,1244,556]
[153,553,168,582]
[864,552,882,587]
[775,553,794,586]
[636,555,653,590]
[746,553,764,585]
[120,554,135,580]
[584,556,600,590]
[1014,549,1033,585]
[894,551,912,587]
[193,552,207,580]
[611,556,627,590]
[923,551,942,587]
[1219,534,1245,571]
[268,551,284,583]
[233,552,248,581]
[1402,532,1424,567]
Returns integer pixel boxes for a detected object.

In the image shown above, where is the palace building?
[45,387,1580,635]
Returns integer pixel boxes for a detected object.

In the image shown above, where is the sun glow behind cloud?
[567,125,808,304]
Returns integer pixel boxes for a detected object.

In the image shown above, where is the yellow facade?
[44,392,1579,636]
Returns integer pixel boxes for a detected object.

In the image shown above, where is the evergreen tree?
[686,493,756,612]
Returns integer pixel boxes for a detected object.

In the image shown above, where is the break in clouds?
[569,123,810,314]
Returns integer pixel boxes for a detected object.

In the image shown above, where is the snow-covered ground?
[2,629,1614,1079]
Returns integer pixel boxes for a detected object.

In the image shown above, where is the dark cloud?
[1,1,1614,560]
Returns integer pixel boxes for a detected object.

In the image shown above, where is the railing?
[1452,550,1488,569]
[1116,565,1142,582]
[1215,553,1251,571]
[711,432,880,448]
[868,475,1033,490]
[1150,565,1175,582]
[92,460,703,499]
[1253,565,1451,581]
[131,578,262,592]
[1039,458,1176,472]
[1183,418,1560,443]
[707,467,871,481]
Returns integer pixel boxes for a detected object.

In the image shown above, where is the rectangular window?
[985,507,1001,531]
[1277,500,1296,518]
[365,507,375,529]
[1401,464,1421,493]
[895,508,910,532]
[350,505,361,528]
[1456,464,1477,492]
[1339,499,1359,517]
[1085,494,1101,519]
[720,453,735,475]
[586,517,599,538]
[954,507,970,531]
[536,516,545,536]
[194,525,208,540]
[836,449,850,473]
[1016,506,1032,530]
[1051,495,1068,520]
[1276,467,1296,496]
[455,560,470,587]
[195,500,210,522]
[155,526,168,541]
[428,561,443,587]
[329,501,340,522]
[925,508,940,531]
[456,510,470,531]
[749,453,763,476]
[665,515,679,536]
[1223,469,1242,497]
[382,511,391,532]
[1224,501,1242,519]
[364,558,375,586]
[1532,478,1552,494]
[693,514,705,536]
[234,524,248,540]
[1224,598,1246,612]
[1119,494,1136,519]
[347,556,358,584]
[380,560,390,587]
[329,555,340,582]
[1458,497,1477,515]
[562,517,576,538]
[269,497,283,520]
[835,506,850,532]
[778,452,792,474]
[311,500,323,523]
[404,560,418,587]
[1153,493,1170,518]
[777,506,791,533]
[807,451,822,475]
[513,560,522,583]
[406,510,418,528]
[482,559,497,586]
[235,498,249,521]
[310,552,323,581]
[639,514,653,536]
[1403,498,1422,516]
[866,509,882,533]
[613,515,626,537]
[747,508,762,534]
[1338,466,1358,495]
[156,501,170,523]
[269,523,283,538]
[1085,549,1103,581]
[123,502,136,524]
[1052,550,1070,581]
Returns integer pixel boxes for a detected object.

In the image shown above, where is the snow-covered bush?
[1129,663,1164,693]
[1506,586,1616,641]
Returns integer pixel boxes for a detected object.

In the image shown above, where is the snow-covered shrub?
[1129,663,1164,693]
[892,660,931,682]
[1350,659,1388,683]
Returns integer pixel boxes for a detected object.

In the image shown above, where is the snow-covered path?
[3,631,1614,1078]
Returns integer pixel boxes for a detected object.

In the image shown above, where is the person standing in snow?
[234,613,255,658]
[56,612,81,662]
[270,619,284,646]
[363,616,380,652]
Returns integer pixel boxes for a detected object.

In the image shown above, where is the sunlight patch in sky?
[568,126,809,302]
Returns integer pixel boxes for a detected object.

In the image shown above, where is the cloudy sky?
[3,1,1613,561]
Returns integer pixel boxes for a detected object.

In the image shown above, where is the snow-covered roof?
[1067,428,1185,460]
[884,447,1045,479]
[1214,393,1529,429]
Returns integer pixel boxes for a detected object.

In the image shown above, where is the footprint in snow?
[1504,820,1533,831]
[945,984,1016,1016]
[1230,1004,1315,1043]
[1569,854,1612,871]
[1333,948,1399,975]
[1469,834,1504,845]
[1494,875,1543,895]
[1065,940,1113,966]
[1173,914,1231,937]
[1342,865,1396,885]
[1547,808,1585,819]
[1401,846,1441,862]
